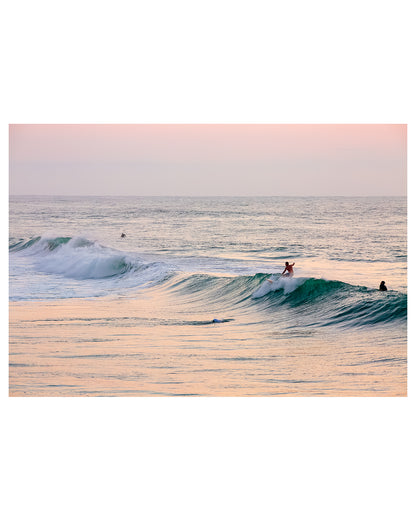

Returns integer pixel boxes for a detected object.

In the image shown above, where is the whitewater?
[9,196,407,396]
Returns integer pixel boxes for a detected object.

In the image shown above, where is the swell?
[254,276,407,328]
[10,236,407,328]
[164,273,407,328]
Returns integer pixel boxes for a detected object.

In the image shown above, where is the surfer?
[282,261,295,277]
[121,233,126,238]
[267,261,295,283]
[379,281,387,291]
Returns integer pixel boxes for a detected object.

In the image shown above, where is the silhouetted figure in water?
[121,233,126,238]
[379,281,387,291]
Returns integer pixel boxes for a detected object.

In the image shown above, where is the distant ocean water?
[9,196,407,396]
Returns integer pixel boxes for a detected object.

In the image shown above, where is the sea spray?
[9,234,175,299]
[252,275,306,298]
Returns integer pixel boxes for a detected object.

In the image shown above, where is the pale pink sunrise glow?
[9,124,406,196]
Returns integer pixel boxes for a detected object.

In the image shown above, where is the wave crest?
[10,234,172,284]
[10,237,407,328]
[251,275,406,327]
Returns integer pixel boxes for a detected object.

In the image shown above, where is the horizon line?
[9,193,407,198]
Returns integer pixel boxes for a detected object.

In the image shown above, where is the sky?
[9,124,406,197]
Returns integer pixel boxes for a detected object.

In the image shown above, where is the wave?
[9,235,173,286]
[252,276,406,327]
[10,236,407,328]
[166,273,407,328]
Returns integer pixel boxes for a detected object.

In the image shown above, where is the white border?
[3,2,414,519]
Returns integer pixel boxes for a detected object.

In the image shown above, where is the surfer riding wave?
[282,261,295,277]
[268,261,295,283]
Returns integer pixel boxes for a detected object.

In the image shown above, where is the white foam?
[9,234,175,300]
[252,276,307,298]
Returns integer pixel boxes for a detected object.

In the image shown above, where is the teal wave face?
[255,277,407,328]
[9,236,42,252]
[324,291,407,327]
[9,236,72,253]
[268,278,352,306]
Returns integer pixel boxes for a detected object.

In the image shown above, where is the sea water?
[9,196,407,396]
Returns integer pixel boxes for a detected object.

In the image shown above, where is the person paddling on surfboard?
[282,261,295,278]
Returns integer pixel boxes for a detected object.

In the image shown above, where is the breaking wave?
[9,236,407,329]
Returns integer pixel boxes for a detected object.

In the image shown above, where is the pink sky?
[9,124,407,196]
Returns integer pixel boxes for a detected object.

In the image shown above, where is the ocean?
[9,195,407,396]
